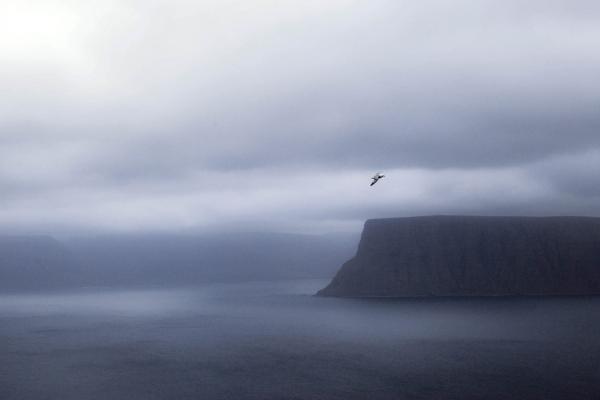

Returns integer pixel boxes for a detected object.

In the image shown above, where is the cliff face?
[318,216,600,297]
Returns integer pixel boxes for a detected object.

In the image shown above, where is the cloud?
[1,0,599,233]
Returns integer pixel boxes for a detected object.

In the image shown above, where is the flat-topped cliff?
[318,216,600,297]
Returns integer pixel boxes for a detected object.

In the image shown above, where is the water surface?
[1,279,599,399]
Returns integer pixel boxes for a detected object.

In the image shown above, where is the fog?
[1,280,599,400]
[0,232,358,291]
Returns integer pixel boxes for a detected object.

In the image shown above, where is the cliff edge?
[318,216,600,297]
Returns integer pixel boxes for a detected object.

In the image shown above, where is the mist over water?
[1,279,599,400]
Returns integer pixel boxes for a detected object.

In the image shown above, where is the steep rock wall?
[318,216,600,297]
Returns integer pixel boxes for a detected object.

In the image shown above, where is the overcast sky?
[1,0,600,235]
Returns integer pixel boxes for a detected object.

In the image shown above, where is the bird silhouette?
[370,172,385,186]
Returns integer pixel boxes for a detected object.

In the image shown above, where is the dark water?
[1,279,599,400]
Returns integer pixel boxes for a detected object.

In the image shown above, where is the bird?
[370,172,385,186]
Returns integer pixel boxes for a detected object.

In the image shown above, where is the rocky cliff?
[318,216,600,297]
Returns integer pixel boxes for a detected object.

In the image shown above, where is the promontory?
[318,216,600,297]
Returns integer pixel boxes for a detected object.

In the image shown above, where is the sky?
[1,0,600,235]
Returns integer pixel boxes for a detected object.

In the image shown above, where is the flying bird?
[370,172,385,186]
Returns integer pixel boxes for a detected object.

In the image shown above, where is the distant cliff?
[318,216,600,297]
[67,232,357,286]
[0,232,358,292]
[0,236,80,291]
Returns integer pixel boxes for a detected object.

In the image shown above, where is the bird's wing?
[370,179,378,186]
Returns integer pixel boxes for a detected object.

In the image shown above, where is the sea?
[1,279,599,399]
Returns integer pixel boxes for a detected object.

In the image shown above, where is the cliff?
[0,236,80,291]
[318,216,600,297]
[67,232,357,286]
[0,232,358,292]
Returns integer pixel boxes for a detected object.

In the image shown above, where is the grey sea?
[1,279,599,400]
